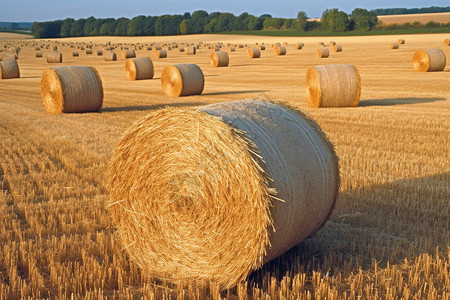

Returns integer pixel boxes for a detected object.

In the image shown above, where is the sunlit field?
[0,32,449,299]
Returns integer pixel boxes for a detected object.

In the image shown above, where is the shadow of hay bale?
[101,102,206,112]
[359,97,445,106]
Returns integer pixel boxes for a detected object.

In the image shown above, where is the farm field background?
[0,32,449,298]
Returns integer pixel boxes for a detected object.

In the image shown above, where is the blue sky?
[1,0,449,22]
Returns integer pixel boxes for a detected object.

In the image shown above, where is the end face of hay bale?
[125,57,154,80]
[0,58,20,79]
[247,47,261,58]
[161,63,204,97]
[333,45,342,52]
[306,64,361,107]
[104,51,117,61]
[390,42,399,49]
[35,51,42,58]
[412,49,446,72]
[317,47,329,58]
[210,51,229,67]
[274,46,286,56]
[47,51,62,63]
[444,39,450,46]
[40,66,103,114]
[187,46,196,55]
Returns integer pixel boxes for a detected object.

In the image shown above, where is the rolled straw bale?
[125,57,154,80]
[47,51,62,63]
[187,46,196,55]
[333,45,342,52]
[52,46,58,51]
[390,42,399,49]
[247,47,261,58]
[40,66,103,113]
[317,47,329,58]
[398,39,405,44]
[210,51,229,67]
[318,42,325,46]
[72,51,79,57]
[412,49,446,72]
[107,99,339,290]
[0,58,20,79]
[274,46,286,56]
[155,49,167,59]
[259,45,266,50]
[306,64,361,107]
[179,47,185,52]
[96,50,103,56]
[444,39,450,46]
[228,46,235,52]
[283,42,288,46]
[104,51,117,61]
[36,51,42,58]
[123,49,136,59]
[294,43,304,50]
[86,48,93,54]
[212,44,221,51]
[152,44,162,51]
[161,63,204,96]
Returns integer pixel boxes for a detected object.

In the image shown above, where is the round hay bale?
[274,46,286,56]
[161,63,204,97]
[152,44,162,51]
[96,50,103,56]
[72,51,79,57]
[398,39,405,44]
[40,66,103,113]
[210,51,229,67]
[0,58,20,79]
[47,51,62,63]
[228,46,235,52]
[333,45,342,52]
[125,57,154,80]
[412,49,446,72]
[317,47,329,58]
[86,48,93,55]
[187,46,196,55]
[318,42,325,46]
[294,43,304,50]
[179,47,185,52]
[329,41,336,46]
[444,39,450,46]
[123,49,136,59]
[259,45,265,51]
[36,51,42,58]
[107,99,339,290]
[104,51,117,61]
[247,47,261,58]
[155,49,167,59]
[306,64,361,107]
[390,42,399,49]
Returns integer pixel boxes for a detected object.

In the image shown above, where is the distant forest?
[372,6,450,15]
[29,6,450,38]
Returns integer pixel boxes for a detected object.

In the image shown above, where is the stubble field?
[0,32,449,299]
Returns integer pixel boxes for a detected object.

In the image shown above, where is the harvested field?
[378,12,450,25]
[0,32,449,298]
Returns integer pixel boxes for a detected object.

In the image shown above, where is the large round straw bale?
[333,45,342,52]
[155,49,167,59]
[390,42,399,49]
[412,49,446,72]
[161,63,204,97]
[306,64,361,107]
[40,66,103,113]
[294,43,304,50]
[123,49,136,59]
[104,51,117,61]
[72,51,79,57]
[247,47,261,58]
[47,51,62,63]
[187,46,196,55]
[210,51,229,67]
[107,99,339,290]
[0,58,20,79]
[274,46,286,56]
[125,57,154,80]
[317,47,329,58]
[36,51,42,58]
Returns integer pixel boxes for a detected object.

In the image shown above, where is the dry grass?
[378,12,450,25]
[0,33,449,299]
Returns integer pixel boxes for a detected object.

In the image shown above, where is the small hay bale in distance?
[390,42,399,49]
[107,99,339,290]
[444,39,450,46]
[187,45,196,55]
[96,50,103,56]
[317,47,329,58]
[179,47,185,52]
[123,49,136,59]
[274,46,286,56]
[47,51,62,63]
[412,49,446,72]
[155,49,167,59]
[0,58,20,79]
[104,51,117,61]
[330,41,336,46]
[36,51,42,58]
[294,43,304,50]
[161,63,204,97]
[306,64,361,107]
[398,39,405,44]
[247,47,261,58]
[72,51,79,57]
[125,57,154,80]
[152,44,162,51]
[259,45,266,50]
[333,45,343,52]
[40,66,103,114]
[86,48,93,55]
[210,51,229,67]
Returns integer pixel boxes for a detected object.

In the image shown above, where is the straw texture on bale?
[0,58,20,79]
[274,46,286,56]
[306,64,361,107]
[317,47,329,58]
[247,47,261,58]
[107,99,339,290]
[125,57,154,80]
[333,45,342,52]
[210,51,229,67]
[155,49,167,59]
[123,49,136,59]
[161,63,204,97]
[40,66,103,114]
[47,51,62,63]
[390,42,399,49]
[187,46,196,55]
[412,49,446,72]
[104,51,117,61]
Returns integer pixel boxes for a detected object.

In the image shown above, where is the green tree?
[263,18,284,30]
[350,8,378,30]
[216,13,235,32]
[128,15,147,35]
[11,22,18,30]
[321,8,349,31]
[144,16,157,35]
[84,16,97,36]
[100,20,117,36]
[32,21,62,38]
[60,18,75,37]
[114,18,130,35]
[155,15,182,35]
[247,15,263,30]
[233,12,251,31]
[70,18,86,37]
[180,19,192,34]
[190,10,208,34]
[296,11,308,31]
[204,18,218,33]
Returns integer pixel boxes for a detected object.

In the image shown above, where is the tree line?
[372,6,450,16]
